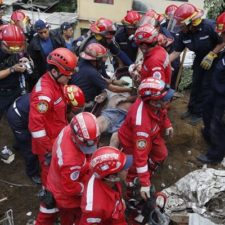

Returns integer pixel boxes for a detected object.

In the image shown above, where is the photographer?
[0,24,28,120]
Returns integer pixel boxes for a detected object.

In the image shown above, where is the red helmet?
[47,48,78,76]
[70,112,100,154]
[90,18,117,38]
[90,146,132,178]
[63,85,85,110]
[134,24,159,45]
[138,77,168,101]
[145,9,158,18]
[138,9,158,27]
[216,12,225,33]
[0,24,26,53]
[165,4,178,18]
[80,43,107,60]
[157,33,174,48]
[122,10,141,27]
[174,3,204,25]
[11,10,25,22]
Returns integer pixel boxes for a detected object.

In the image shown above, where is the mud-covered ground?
[0,91,222,225]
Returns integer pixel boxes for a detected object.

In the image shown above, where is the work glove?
[140,186,151,200]
[200,51,217,70]
[165,127,174,138]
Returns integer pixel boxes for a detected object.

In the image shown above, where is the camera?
[23,61,33,74]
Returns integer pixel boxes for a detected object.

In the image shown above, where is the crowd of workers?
[0,2,225,225]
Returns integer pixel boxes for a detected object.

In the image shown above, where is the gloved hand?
[165,127,174,138]
[200,51,217,70]
[140,186,151,200]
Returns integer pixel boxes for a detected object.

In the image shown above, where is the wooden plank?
[170,212,189,224]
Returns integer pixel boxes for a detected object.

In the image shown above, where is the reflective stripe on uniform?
[86,218,101,223]
[39,205,59,214]
[135,101,143,126]
[13,101,21,117]
[163,53,170,69]
[35,78,42,92]
[31,130,47,138]
[54,97,62,105]
[136,164,148,173]
[56,129,65,167]
[38,95,51,102]
[85,174,96,211]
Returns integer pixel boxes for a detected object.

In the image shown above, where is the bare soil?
[0,91,222,225]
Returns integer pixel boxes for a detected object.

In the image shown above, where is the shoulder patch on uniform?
[37,101,48,113]
[137,132,149,138]
[152,67,162,71]
[136,139,147,150]
[152,71,162,79]
[70,171,80,181]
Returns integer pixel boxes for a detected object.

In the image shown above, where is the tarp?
[163,168,225,224]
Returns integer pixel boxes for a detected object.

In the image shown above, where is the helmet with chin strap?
[70,112,100,154]
[138,77,169,101]
[47,48,78,76]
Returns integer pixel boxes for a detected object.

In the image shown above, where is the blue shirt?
[70,59,108,102]
[40,38,53,57]
[115,26,138,63]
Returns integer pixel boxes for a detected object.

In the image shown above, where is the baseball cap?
[60,22,73,31]
[34,19,49,31]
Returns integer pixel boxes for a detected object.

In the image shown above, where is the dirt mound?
[0,92,221,224]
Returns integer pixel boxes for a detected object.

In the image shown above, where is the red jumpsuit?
[29,72,68,185]
[79,175,127,225]
[46,125,90,225]
[118,98,171,187]
[141,45,171,85]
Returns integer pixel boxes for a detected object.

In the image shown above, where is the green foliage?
[50,0,77,12]
[204,0,225,19]
[178,68,193,91]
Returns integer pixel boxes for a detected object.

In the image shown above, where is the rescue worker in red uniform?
[129,24,172,87]
[79,146,133,225]
[29,47,78,186]
[118,77,174,200]
[38,112,99,225]
[33,88,85,225]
